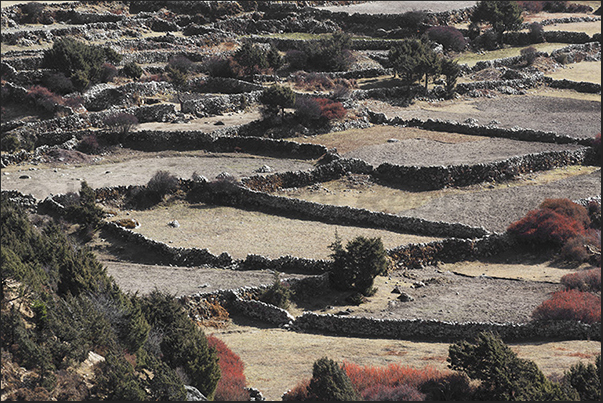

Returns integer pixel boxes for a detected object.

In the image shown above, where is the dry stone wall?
[294,312,600,342]
[181,91,262,117]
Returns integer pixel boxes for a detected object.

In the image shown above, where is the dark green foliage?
[233,41,270,77]
[440,58,461,98]
[291,32,354,72]
[260,84,296,116]
[166,55,194,87]
[471,1,523,47]
[64,181,104,228]
[329,235,388,297]
[267,44,284,70]
[141,290,221,399]
[121,61,144,79]
[92,352,147,401]
[307,357,360,401]
[259,275,292,309]
[388,39,440,88]
[448,332,575,401]
[420,372,475,401]
[1,134,21,153]
[563,354,601,401]
[0,198,221,400]
[43,38,123,91]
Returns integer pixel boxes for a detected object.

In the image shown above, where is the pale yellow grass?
[439,260,594,283]
[109,200,442,260]
[544,60,602,84]
[1,0,75,7]
[209,320,601,401]
[284,126,486,154]
[526,86,602,101]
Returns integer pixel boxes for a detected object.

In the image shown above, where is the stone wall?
[122,129,328,158]
[294,312,600,342]
[368,112,593,146]
[181,91,262,117]
[187,179,490,239]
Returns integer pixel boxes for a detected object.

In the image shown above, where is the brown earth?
[315,1,478,14]
[363,94,601,139]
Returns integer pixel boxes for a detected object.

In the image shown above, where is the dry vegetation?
[106,200,442,260]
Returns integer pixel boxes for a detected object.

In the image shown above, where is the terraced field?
[1,0,600,401]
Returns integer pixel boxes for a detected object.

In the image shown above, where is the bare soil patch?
[285,126,487,154]
[361,93,601,139]
[343,137,584,167]
[0,151,314,200]
[401,169,601,232]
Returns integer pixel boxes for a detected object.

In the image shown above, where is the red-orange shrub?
[341,361,444,393]
[560,267,601,292]
[26,85,63,113]
[507,208,586,245]
[539,198,591,228]
[532,289,601,324]
[282,379,312,401]
[316,98,346,120]
[207,335,248,401]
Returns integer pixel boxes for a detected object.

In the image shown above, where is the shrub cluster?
[426,26,467,52]
[561,267,601,292]
[292,71,356,93]
[285,32,354,72]
[294,96,346,122]
[1,198,223,400]
[43,38,122,91]
[532,289,601,324]
[25,86,83,115]
[206,335,248,401]
[204,42,282,79]
[507,198,601,264]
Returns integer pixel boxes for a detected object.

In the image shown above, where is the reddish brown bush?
[592,133,601,163]
[26,85,63,113]
[560,267,601,292]
[316,98,346,120]
[532,289,601,324]
[507,208,586,245]
[206,335,248,401]
[341,360,444,393]
[361,384,425,401]
[517,1,545,12]
[539,198,591,228]
[282,379,311,401]
[77,134,100,155]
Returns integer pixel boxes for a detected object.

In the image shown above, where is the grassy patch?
[526,86,603,101]
[107,200,442,260]
[544,60,601,84]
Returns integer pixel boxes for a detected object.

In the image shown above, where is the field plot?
[544,60,602,84]
[270,166,600,223]
[107,200,443,260]
[402,168,601,232]
[211,321,601,402]
[343,137,584,167]
[0,152,314,200]
[362,94,601,139]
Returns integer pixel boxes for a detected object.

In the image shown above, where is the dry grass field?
[544,60,602,84]
[208,321,601,401]
[106,200,443,260]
